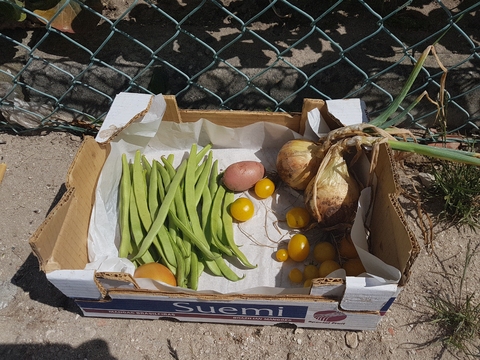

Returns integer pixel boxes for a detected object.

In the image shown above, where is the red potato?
[222,161,265,192]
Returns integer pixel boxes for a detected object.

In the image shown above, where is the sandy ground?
[0,130,479,360]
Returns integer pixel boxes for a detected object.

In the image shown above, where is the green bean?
[184,144,211,250]
[158,164,187,272]
[166,182,193,276]
[195,159,207,182]
[151,235,176,275]
[164,190,190,274]
[142,154,152,187]
[161,157,189,226]
[159,158,194,274]
[156,158,180,267]
[170,238,186,287]
[202,257,222,277]
[182,234,192,275]
[200,185,212,230]
[196,259,204,278]
[207,223,233,257]
[128,185,155,264]
[161,156,176,179]
[195,151,213,206]
[154,160,167,201]
[223,190,257,269]
[209,159,219,196]
[198,154,233,255]
[157,225,177,268]
[118,154,132,258]
[173,182,188,228]
[148,160,159,218]
[208,183,233,256]
[166,153,175,164]
[133,150,152,232]
[188,251,199,290]
[167,209,218,260]
[213,250,245,282]
[194,144,212,167]
[175,235,190,269]
[167,209,190,273]
[131,159,188,261]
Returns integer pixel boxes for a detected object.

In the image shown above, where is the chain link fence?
[1,0,479,135]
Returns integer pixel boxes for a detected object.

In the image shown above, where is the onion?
[304,143,360,228]
[276,139,323,190]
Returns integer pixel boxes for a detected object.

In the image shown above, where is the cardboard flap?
[310,278,345,299]
[301,99,328,135]
[369,144,419,286]
[46,269,104,299]
[163,95,183,123]
[340,277,398,311]
[30,188,75,272]
[96,272,139,292]
[301,98,370,134]
[96,93,154,144]
[29,137,109,273]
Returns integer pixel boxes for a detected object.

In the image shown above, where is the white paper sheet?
[86,93,400,295]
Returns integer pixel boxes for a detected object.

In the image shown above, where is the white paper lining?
[86,94,400,295]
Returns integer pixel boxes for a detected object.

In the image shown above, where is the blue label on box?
[76,297,309,323]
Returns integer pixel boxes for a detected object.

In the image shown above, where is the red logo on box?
[313,310,347,322]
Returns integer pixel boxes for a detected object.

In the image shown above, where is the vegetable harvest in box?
[112,45,480,292]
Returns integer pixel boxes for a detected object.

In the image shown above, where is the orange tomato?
[343,258,366,276]
[134,262,177,286]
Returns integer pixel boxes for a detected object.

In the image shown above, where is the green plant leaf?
[33,0,82,33]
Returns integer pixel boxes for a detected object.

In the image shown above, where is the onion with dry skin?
[276,139,323,190]
[304,143,360,228]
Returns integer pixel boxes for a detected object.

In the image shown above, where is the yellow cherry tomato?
[254,178,275,199]
[275,249,289,262]
[287,234,310,262]
[313,242,337,263]
[285,207,311,229]
[289,268,303,283]
[303,264,319,280]
[230,197,255,222]
[304,279,313,288]
[318,260,341,278]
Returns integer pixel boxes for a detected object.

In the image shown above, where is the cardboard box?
[29,94,419,331]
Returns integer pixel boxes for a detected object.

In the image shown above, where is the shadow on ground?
[0,339,116,360]
[11,253,80,314]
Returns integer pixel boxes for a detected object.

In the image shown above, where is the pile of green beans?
[118,144,256,289]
